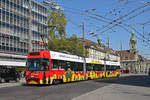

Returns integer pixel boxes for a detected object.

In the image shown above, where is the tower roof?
[130,29,137,43]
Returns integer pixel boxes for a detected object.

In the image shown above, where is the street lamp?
[89,32,102,45]
[43,0,56,5]
[43,0,63,11]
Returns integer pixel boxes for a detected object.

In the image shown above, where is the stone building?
[116,30,150,73]
[0,0,48,68]
[80,38,120,62]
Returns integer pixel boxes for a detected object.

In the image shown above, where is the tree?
[47,10,67,50]
[65,34,88,56]
[47,11,67,39]
[68,34,89,56]
[47,11,88,56]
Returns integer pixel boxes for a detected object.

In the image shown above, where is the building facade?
[117,30,150,73]
[0,0,48,68]
[82,39,120,62]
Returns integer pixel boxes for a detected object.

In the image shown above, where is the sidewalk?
[0,78,25,88]
[72,84,150,100]
[120,73,147,77]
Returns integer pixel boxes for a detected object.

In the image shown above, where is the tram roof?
[50,51,120,66]
[50,51,84,63]
[28,50,120,66]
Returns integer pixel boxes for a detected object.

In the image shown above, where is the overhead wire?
[61,5,111,22]
[98,7,150,34]
[120,24,150,46]
[65,16,108,45]
[62,3,150,38]
[96,4,148,31]
[57,1,150,46]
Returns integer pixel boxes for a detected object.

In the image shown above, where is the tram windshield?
[27,58,49,71]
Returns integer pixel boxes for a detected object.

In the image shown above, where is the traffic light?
[39,42,44,46]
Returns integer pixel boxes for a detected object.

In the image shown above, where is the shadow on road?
[93,75,150,88]
[21,81,84,87]
[22,83,54,87]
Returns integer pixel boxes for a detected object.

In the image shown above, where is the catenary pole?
[82,22,86,80]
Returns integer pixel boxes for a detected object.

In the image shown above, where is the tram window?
[73,62,78,72]
[113,66,120,71]
[51,60,59,69]
[51,60,67,70]
[116,66,120,70]
[66,61,71,69]
[93,64,98,71]
[80,63,83,71]
[110,66,115,71]
[110,66,114,71]
[70,62,76,71]
[96,64,101,71]
[112,66,116,71]
[77,63,83,71]
[97,65,101,71]
[51,60,54,68]
[99,65,104,71]
[60,61,67,70]
[113,66,117,71]
[86,64,93,71]
[106,65,111,71]
[41,59,49,70]
[66,61,76,71]
[57,61,61,69]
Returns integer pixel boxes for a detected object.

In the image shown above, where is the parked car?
[0,67,20,83]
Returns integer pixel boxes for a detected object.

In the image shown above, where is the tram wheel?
[5,80,10,82]
[60,79,63,83]
[48,76,51,84]
[0,77,5,83]
[117,74,120,78]
[88,77,91,80]
[0,77,2,83]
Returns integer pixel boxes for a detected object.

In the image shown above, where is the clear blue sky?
[37,0,150,59]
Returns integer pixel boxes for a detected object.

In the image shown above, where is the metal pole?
[104,38,109,78]
[120,40,123,72]
[104,51,106,78]
[82,22,86,80]
[28,0,32,51]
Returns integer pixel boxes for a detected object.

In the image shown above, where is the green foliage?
[48,34,88,56]
[65,34,89,56]
[47,11,88,56]
[47,11,67,39]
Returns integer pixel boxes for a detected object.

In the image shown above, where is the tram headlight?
[31,75,34,78]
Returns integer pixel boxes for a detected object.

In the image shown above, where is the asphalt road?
[0,74,150,100]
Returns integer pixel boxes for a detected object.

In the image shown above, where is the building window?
[125,57,128,60]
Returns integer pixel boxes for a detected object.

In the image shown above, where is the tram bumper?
[26,78,40,85]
